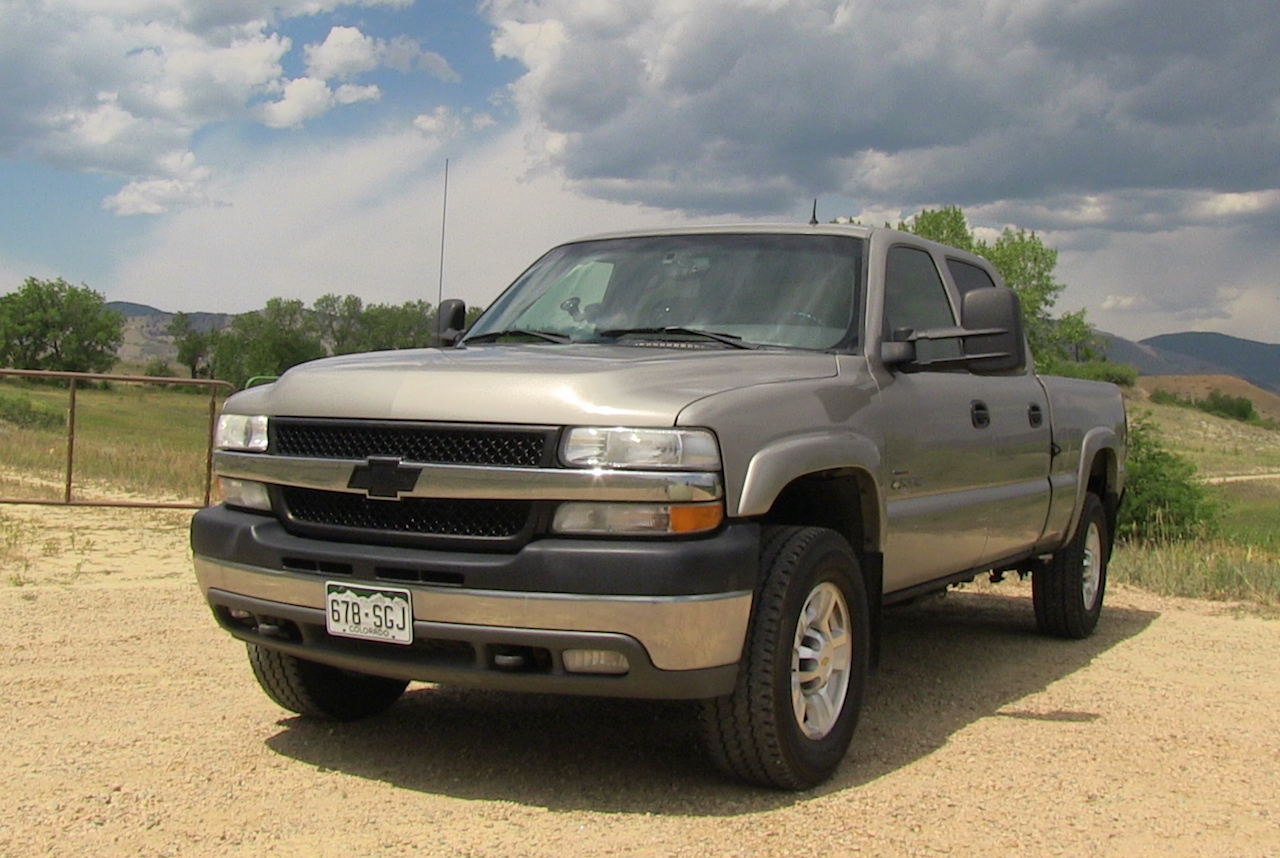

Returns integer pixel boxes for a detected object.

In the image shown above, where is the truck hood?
[231,344,839,426]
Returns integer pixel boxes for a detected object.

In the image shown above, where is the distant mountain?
[1142,332,1280,394]
[1094,330,1280,394]
[106,301,166,317]
[106,302,235,365]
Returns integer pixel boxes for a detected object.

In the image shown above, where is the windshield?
[465,233,864,350]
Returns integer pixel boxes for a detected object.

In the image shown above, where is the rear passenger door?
[945,257,1053,563]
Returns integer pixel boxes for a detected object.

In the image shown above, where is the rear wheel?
[1034,492,1109,639]
[701,526,870,789]
[247,644,408,721]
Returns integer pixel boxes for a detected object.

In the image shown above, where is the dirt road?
[2,506,1278,857]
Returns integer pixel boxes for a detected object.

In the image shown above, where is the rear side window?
[946,258,997,294]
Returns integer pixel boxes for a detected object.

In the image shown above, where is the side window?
[946,258,998,294]
[884,246,960,361]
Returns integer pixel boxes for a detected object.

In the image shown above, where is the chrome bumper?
[194,556,751,672]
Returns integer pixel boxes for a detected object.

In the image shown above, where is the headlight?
[215,414,269,452]
[561,427,720,470]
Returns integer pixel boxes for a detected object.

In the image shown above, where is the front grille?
[281,487,532,540]
[271,418,554,467]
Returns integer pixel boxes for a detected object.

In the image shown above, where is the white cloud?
[305,26,381,80]
[102,177,213,215]
[259,77,335,128]
[107,122,718,314]
[305,25,460,82]
[412,106,495,138]
[0,3,455,215]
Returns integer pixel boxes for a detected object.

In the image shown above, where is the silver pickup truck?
[193,223,1126,789]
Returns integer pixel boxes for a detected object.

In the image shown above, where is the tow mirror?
[434,298,467,347]
[961,287,1025,374]
[879,288,1026,374]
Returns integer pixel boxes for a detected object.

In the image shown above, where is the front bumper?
[192,506,759,699]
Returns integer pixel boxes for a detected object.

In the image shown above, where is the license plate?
[325,582,413,645]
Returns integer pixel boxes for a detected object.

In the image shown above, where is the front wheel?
[247,644,408,721]
[701,526,870,789]
[1034,492,1109,639]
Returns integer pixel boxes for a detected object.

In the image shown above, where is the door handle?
[1029,403,1044,428]
[971,400,990,429]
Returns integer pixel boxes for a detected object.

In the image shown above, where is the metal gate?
[0,369,235,510]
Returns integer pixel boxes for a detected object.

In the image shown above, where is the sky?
[1,0,1278,345]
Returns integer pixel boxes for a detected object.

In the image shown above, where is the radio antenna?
[437,158,449,307]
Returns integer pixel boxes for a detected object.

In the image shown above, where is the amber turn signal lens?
[669,503,724,534]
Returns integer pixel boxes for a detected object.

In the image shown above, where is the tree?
[168,311,215,378]
[0,277,123,373]
[211,298,325,389]
[355,300,437,351]
[898,207,1093,369]
[313,294,366,355]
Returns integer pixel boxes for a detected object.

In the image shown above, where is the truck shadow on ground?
[264,589,1157,815]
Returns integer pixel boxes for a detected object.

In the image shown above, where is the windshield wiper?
[596,326,759,350]
[465,329,572,344]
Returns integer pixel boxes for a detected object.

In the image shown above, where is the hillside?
[1127,383,1280,478]
[1144,332,1280,392]
[1137,374,1280,425]
[107,302,233,366]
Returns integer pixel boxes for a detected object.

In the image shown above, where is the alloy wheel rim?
[1081,519,1103,610]
[791,581,853,740]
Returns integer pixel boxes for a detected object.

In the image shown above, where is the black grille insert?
[271,418,554,467]
[281,487,532,541]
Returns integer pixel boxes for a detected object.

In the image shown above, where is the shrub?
[1118,411,1220,541]
[1046,360,1138,386]
[0,392,64,430]
[144,357,177,378]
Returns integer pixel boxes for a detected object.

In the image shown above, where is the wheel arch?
[1065,427,1123,552]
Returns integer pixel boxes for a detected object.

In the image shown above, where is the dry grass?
[0,379,221,504]
[1110,539,1280,607]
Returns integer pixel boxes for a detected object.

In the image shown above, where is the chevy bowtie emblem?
[348,456,422,500]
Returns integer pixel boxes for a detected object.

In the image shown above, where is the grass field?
[0,377,225,504]
[1111,390,1280,606]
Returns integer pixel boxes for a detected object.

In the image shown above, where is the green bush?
[1045,359,1138,386]
[1118,411,1220,541]
[0,392,64,430]
[143,357,177,378]
[1147,387,1271,427]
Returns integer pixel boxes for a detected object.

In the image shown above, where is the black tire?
[1034,492,1109,639]
[701,526,870,790]
[247,644,408,721]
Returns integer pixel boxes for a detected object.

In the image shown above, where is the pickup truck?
[192,223,1126,789]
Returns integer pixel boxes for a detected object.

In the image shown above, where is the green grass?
[1113,398,1280,605]
[0,378,225,504]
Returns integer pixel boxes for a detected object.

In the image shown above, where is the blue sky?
[2,0,1278,344]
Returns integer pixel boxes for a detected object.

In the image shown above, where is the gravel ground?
[1,505,1278,857]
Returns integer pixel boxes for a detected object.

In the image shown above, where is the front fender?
[735,429,882,528]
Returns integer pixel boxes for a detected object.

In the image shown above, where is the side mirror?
[434,298,467,347]
[962,287,1025,374]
